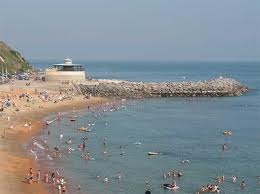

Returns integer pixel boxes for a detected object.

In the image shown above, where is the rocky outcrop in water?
[77,77,249,99]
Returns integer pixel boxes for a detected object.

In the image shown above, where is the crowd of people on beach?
[26,167,67,193]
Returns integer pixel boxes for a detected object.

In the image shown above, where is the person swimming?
[171,180,177,187]
[240,180,246,189]
[103,139,107,146]
[54,145,59,152]
[66,138,72,144]
[104,176,109,183]
[181,159,190,164]
[231,175,237,183]
[163,173,167,179]
[117,172,122,180]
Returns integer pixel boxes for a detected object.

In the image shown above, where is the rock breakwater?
[77,77,248,98]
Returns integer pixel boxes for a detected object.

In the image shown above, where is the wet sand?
[0,80,111,194]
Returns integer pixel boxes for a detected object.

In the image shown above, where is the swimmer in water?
[104,176,108,183]
[231,175,237,183]
[222,143,228,150]
[117,172,122,180]
[240,180,246,189]
[171,180,177,187]
[163,173,167,179]
[66,138,72,144]
[181,159,190,164]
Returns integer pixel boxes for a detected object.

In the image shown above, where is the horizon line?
[28,58,260,63]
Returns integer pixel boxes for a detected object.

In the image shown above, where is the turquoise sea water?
[30,61,259,194]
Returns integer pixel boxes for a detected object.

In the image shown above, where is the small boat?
[148,152,159,156]
[162,184,179,190]
[78,127,91,132]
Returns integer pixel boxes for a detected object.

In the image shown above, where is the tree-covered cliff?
[0,41,32,73]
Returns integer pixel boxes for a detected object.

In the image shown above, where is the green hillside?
[0,41,32,73]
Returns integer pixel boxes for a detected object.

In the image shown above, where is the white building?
[45,58,86,82]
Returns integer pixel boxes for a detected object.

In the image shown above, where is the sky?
[0,0,259,61]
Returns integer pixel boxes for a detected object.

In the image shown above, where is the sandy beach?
[0,79,110,194]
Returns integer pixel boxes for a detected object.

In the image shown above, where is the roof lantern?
[64,58,72,64]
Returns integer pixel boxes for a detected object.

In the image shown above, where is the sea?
[29,61,260,194]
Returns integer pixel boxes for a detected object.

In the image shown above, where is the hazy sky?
[0,0,259,61]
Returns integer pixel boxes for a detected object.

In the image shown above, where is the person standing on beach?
[37,170,41,183]
[28,168,33,184]
[44,173,49,183]
[1,128,6,138]
[51,172,56,184]
[62,185,66,193]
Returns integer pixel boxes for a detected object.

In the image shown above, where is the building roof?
[52,63,83,67]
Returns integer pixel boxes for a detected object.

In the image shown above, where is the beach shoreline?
[0,80,113,194]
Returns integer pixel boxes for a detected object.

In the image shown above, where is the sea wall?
[77,77,249,98]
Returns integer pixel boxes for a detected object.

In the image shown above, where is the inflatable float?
[162,184,179,190]
[46,118,58,125]
[148,152,159,156]
[78,127,91,132]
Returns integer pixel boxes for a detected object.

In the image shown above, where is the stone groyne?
[77,77,249,99]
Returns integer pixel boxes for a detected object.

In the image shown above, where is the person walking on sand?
[37,170,41,183]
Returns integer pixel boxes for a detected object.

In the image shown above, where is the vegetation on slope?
[0,41,32,73]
